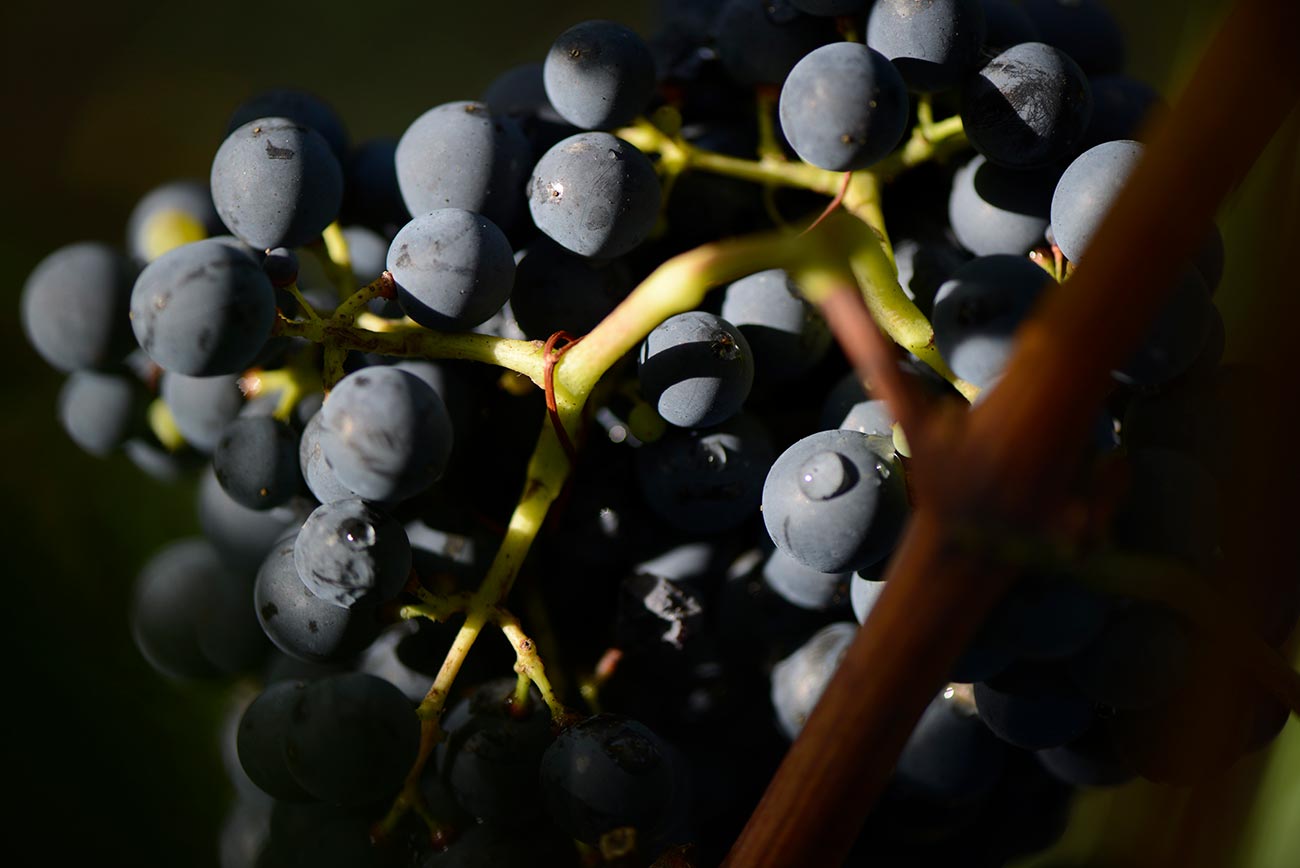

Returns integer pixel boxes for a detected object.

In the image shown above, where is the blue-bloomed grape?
[840,399,895,439]
[961,42,1093,169]
[395,101,532,230]
[125,180,225,263]
[543,20,656,130]
[849,572,886,623]
[948,155,1059,257]
[340,138,409,232]
[865,0,986,93]
[21,242,136,373]
[635,412,775,534]
[931,254,1053,388]
[255,532,380,664]
[261,247,298,288]
[259,802,387,868]
[131,538,267,681]
[950,629,1017,684]
[539,714,682,844]
[355,621,441,703]
[482,62,578,161]
[57,369,145,457]
[318,366,452,503]
[635,539,735,586]
[297,410,359,505]
[1050,139,1143,262]
[720,269,831,386]
[528,131,661,258]
[236,681,314,802]
[283,672,419,806]
[999,576,1108,662]
[778,43,909,171]
[1122,366,1249,484]
[763,547,851,612]
[763,429,908,573]
[483,62,566,123]
[294,499,412,610]
[213,415,302,511]
[198,467,304,572]
[341,226,389,288]
[896,690,1008,801]
[893,236,971,315]
[1036,725,1133,787]
[770,622,856,739]
[161,371,245,454]
[1116,269,1211,388]
[211,118,344,250]
[820,370,869,430]
[974,665,1095,749]
[1079,75,1166,151]
[714,0,837,86]
[130,239,276,376]
[387,209,515,331]
[227,89,349,161]
[438,677,553,823]
[1067,601,1194,710]
[510,239,632,339]
[1023,0,1125,77]
[639,311,753,428]
[979,0,1040,52]
[1115,448,1219,569]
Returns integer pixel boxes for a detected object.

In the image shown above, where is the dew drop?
[699,439,730,469]
[339,518,376,549]
[798,451,855,500]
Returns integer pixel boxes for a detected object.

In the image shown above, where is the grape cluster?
[21,2,1294,867]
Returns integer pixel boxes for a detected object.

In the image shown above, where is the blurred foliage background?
[1,1,1294,866]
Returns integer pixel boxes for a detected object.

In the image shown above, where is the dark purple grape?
[639,311,754,429]
[543,20,656,129]
[21,242,136,373]
[210,117,344,250]
[778,42,909,171]
[539,714,682,845]
[282,672,420,805]
[293,499,412,610]
[961,42,1093,169]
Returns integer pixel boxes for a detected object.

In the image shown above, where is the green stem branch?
[831,216,979,401]
[274,316,546,386]
[556,229,814,397]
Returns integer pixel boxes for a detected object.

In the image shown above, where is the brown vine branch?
[723,1,1300,865]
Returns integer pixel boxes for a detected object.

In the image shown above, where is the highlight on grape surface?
[19,1,1298,866]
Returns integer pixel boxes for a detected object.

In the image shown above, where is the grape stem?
[815,215,979,401]
[282,282,321,321]
[617,112,967,227]
[493,608,570,723]
[359,112,975,840]
[272,272,548,387]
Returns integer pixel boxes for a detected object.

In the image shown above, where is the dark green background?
[2,2,1292,866]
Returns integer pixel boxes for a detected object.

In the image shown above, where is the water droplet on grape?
[339,518,375,549]
[799,451,855,500]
